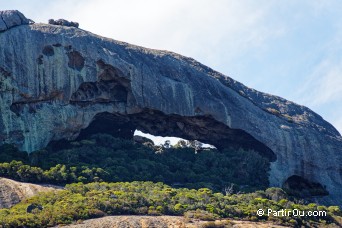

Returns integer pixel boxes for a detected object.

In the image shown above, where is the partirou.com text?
[257,208,327,217]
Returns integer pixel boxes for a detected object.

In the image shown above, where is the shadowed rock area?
[0,10,341,205]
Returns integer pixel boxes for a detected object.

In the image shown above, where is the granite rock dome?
[0,11,341,205]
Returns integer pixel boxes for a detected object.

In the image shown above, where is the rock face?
[0,11,341,205]
[0,178,59,208]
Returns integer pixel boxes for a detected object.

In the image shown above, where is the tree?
[163,140,171,149]
[174,140,187,148]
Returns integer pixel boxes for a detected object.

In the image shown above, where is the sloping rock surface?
[60,215,288,228]
[0,177,60,208]
[0,11,341,205]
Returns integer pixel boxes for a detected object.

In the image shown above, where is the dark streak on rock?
[37,55,43,65]
[0,67,11,77]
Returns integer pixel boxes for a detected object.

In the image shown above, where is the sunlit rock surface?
[62,215,288,228]
[0,11,341,205]
[0,178,59,208]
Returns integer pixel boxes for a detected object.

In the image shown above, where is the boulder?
[0,178,60,208]
[48,19,79,28]
[0,10,341,205]
[0,10,32,32]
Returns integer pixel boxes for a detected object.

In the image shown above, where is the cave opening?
[76,110,276,162]
[283,175,329,197]
[70,110,276,191]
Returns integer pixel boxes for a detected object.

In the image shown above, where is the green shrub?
[0,181,339,227]
[185,209,219,221]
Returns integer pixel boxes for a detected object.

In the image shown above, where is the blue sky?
[1,0,342,143]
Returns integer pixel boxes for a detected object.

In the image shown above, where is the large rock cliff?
[0,11,341,204]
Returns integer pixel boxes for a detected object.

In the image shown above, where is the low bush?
[0,182,340,227]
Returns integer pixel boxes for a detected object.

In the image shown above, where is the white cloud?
[26,0,284,70]
[2,0,287,76]
[334,117,342,135]
[297,60,342,107]
[293,55,342,134]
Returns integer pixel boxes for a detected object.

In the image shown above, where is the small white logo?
[257,209,264,216]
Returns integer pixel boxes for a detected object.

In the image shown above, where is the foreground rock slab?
[60,215,289,228]
[0,178,60,208]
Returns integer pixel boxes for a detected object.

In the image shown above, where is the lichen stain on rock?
[67,50,85,71]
